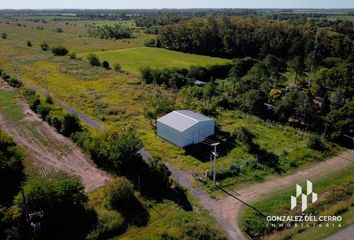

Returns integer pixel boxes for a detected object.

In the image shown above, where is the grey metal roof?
[157,110,212,132]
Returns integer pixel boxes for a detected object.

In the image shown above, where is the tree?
[40,41,49,51]
[102,60,110,69]
[143,89,175,125]
[61,113,82,137]
[289,56,305,83]
[26,40,32,47]
[87,54,101,67]
[1,32,7,39]
[0,130,24,204]
[15,173,93,240]
[51,46,69,56]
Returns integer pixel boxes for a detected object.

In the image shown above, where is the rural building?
[157,110,214,147]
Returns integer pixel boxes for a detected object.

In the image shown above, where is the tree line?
[156,16,353,61]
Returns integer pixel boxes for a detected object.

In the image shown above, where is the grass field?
[0,89,24,121]
[239,164,354,240]
[0,20,153,52]
[78,47,230,74]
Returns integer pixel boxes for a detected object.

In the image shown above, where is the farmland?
[0,8,353,240]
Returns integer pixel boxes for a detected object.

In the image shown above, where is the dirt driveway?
[167,150,354,240]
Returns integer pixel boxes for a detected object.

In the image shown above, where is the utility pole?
[211,142,220,187]
[322,124,328,143]
[307,28,318,86]
[42,69,48,96]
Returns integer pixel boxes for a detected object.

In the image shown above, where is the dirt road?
[167,151,354,240]
[0,86,112,192]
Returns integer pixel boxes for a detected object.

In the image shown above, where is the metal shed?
[157,110,215,147]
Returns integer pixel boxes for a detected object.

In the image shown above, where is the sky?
[0,0,353,9]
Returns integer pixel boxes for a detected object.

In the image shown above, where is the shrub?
[307,135,323,150]
[87,54,101,67]
[56,28,63,33]
[61,113,82,137]
[7,77,22,88]
[26,40,32,47]
[24,90,41,111]
[69,52,76,59]
[104,177,136,212]
[86,210,125,240]
[45,95,54,104]
[51,46,69,56]
[1,32,7,39]
[113,63,122,72]
[40,41,49,51]
[36,103,53,119]
[102,60,110,69]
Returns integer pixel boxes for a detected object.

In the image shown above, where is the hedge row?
[24,89,82,137]
[0,69,23,88]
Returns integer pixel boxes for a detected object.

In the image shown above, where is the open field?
[0,19,153,52]
[78,47,230,74]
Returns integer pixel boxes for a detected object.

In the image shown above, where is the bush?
[86,210,124,240]
[69,52,77,59]
[45,95,54,104]
[40,41,49,51]
[102,61,110,69]
[51,46,69,56]
[7,77,22,88]
[104,178,135,212]
[307,135,323,150]
[36,103,53,119]
[56,28,63,33]
[61,113,82,137]
[1,32,7,39]
[26,40,32,47]
[113,63,122,72]
[87,54,101,67]
[24,89,41,111]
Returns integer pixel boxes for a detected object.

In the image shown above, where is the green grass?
[78,47,230,75]
[0,19,152,53]
[0,89,24,121]
[88,185,226,240]
[239,164,354,240]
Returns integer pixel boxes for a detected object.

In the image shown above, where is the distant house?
[157,110,215,147]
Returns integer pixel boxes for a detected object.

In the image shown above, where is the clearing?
[0,85,112,192]
[78,47,230,74]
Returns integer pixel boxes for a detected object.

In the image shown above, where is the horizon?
[1,0,353,10]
